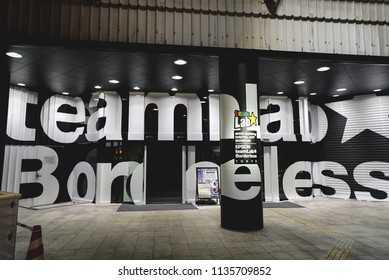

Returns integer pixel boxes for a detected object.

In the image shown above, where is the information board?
[196,167,219,200]
[234,130,258,164]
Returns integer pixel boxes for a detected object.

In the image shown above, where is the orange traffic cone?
[26,225,45,260]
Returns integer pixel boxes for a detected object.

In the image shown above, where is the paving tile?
[261,244,285,253]
[191,248,212,257]
[173,255,193,260]
[232,253,254,259]
[269,252,295,260]
[72,248,98,260]
[172,248,192,258]
[12,198,389,260]
[206,241,225,249]
[226,246,249,255]
[92,253,114,260]
[152,251,173,259]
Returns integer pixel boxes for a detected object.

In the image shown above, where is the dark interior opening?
[146,142,182,204]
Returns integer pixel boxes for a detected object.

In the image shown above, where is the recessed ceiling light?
[171,88,178,91]
[336,88,347,92]
[374,89,382,92]
[333,94,339,97]
[17,83,26,87]
[277,91,284,95]
[294,81,305,85]
[310,92,317,96]
[62,92,69,95]
[109,79,119,84]
[172,75,183,80]
[317,66,330,72]
[174,59,187,65]
[94,85,102,89]
[208,89,215,93]
[133,86,140,90]
[6,52,22,58]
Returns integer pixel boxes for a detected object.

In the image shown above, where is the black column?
[0,48,10,185]
[219,54,263,230]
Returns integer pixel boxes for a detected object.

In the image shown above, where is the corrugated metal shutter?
[324,95,389,200]
[3,0,389,56]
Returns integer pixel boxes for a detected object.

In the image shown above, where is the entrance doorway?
[146,142,183,204]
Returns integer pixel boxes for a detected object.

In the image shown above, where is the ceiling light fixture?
[374,89,382,92]
[310,92,317,96]
[109,79,119,84]
[94,85,102,89]
[174,59,187,65]
[6,52,23,58]
[172,75,183,80]
[336,88,347,92]
[277,91,284,95]
[208,89,215,93]
[133,86,140,90]
[153,108,158,111]
[317,66,330,72]
[333,94,339,97]
[171,88,178,91]
[294,81,305,85]
[17,83,26,87]
[200,101,206,104]
[62,92,69,95]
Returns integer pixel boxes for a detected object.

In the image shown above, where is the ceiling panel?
[6,45,389,103]
[7,46,220,96]
[258,57,389,101]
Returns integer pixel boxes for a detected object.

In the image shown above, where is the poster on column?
[234,130,258,164]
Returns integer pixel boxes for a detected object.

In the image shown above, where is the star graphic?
[325,95,389,143]
[249,112,257,126]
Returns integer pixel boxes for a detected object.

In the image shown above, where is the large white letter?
[2,145,59,207]
[67,161,96,203]
[128,92,145,140]
[86,91,122,142]
[354,161,389,201]
[313,161,350,199]
[221,159,261,200]
[209,94,220,141]
[6,87,38,141]
[260,97,296,142]
[283,161,312,200]
[145,92,202,141]
[308,103,328,143]
[95,161,140,204]
[220,94,240,140]
[41,95,85,143]
[263,146,280,202]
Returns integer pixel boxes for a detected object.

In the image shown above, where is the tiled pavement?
[13,198,389,260]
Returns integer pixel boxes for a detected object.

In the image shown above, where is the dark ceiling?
[258,58,389,100]
[7,45,220,97]
[6,44,389,102]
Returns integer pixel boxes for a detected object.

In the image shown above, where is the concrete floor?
[13,198,389,260]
